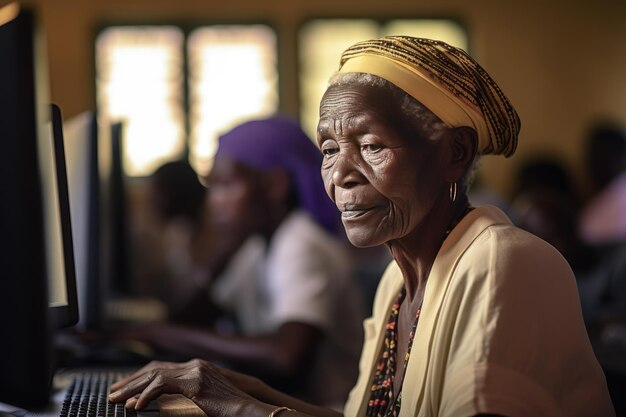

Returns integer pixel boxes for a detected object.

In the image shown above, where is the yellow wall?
[6,0,626,197]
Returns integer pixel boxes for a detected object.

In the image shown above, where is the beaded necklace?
[366,287,421,417]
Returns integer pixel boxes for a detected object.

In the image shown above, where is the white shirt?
[211,210,365,407]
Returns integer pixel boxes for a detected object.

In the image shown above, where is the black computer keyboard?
[58,371,135,417]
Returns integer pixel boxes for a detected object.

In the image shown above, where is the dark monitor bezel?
[49,103,79,328]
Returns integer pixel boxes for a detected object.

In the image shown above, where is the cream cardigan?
[344,206,614,417]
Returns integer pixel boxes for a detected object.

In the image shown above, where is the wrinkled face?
[205,158,268,239]
[317,83,448,247]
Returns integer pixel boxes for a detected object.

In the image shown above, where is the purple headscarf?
[214,115,340,235]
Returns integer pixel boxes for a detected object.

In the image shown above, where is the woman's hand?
[108,359,266,416]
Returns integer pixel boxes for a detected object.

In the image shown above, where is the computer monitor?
[63,111,104,330]
[0,3,77,407]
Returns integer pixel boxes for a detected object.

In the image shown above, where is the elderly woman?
[109,37,615,416]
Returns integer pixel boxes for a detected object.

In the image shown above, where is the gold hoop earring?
[449,181,457,203]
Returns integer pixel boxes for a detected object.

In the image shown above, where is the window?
[299,19,468,140]
[96,25,278,177]
[96,27,185,177]
[187,26,278,175]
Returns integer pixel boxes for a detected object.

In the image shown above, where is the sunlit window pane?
[188,26,278,175]
[96,27,185,176]
[299,19,468,140]
[299,20,379,140]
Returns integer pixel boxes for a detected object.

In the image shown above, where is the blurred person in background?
[509,155,595,275]
[133,159,213,320]
[121,116,365,409]
[579,122,626,246]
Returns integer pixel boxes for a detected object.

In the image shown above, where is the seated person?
[120,116,366,409]
[579,122,626,245]
[133,159,212,315]
[509,155,594,274]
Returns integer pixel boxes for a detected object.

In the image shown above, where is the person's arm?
[167,227,248,324]
[125,320,322,382]
[108,359,342,417]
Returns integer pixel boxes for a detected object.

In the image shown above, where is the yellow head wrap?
[338,36,521,157]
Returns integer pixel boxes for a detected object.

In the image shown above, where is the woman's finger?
[134,377,167,410]
[125,397,138,409]
[109,371,155,402]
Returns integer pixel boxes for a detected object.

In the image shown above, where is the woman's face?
[317,83,448,247]
[205,158,268,239]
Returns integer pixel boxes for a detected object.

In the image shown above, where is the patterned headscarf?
[214,115,340,235]
[338,36,521,157]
